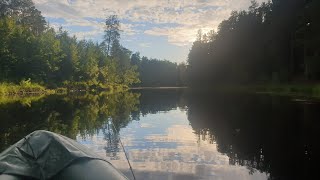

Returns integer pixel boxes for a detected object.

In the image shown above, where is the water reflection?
[0,89,317,179]
[0,92,140,151]
[80,110,267,180]
[187,92,316,180]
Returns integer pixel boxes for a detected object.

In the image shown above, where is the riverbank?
[0,81,129,97]
[187,83,320,99]
[216,84,320,98]
[0,82,51,96]
[3,82,320,100]
[130,86,187,90]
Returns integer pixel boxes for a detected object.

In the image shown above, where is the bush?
[0,79,47,96]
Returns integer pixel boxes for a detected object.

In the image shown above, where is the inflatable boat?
[0,130,128,180]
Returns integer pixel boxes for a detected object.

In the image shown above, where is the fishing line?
[109,120,136,180]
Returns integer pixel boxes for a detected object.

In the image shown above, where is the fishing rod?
[109,120,136,180]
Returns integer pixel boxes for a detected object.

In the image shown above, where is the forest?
[0,0,185,95]
[0,1,139,91]
[188,0,320,87]
[1,0,320,95]
[131,53,187,87]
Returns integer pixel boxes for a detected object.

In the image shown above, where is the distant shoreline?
[130,87,188,90]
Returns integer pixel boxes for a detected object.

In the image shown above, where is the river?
[0,89,316,179]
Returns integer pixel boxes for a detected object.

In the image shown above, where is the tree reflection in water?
[187,92,317,180]
[102,122,121,160]
[0,89,317,179]
[0,91,140,152]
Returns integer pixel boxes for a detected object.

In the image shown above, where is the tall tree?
[103,15,120,56]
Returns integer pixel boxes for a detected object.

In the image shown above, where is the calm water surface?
[0,89,317,179]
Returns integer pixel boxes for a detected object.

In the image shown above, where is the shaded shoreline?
[3,84,320,104]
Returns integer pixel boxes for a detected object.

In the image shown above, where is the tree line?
[130,52,187,87]
[0,0,188,90]
[188,0,320,87]
[0,0,140,89]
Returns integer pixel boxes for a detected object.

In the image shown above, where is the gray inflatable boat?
[0,130,128,180]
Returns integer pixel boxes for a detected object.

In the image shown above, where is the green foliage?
[0,94,46,106]
[1,1,186,91]
[0,91,140,150]
[101,15,140,86]
[0,7,140,91]
[62,81,90,91]
[188,0,319,86]
[132,55,187,87]
[0,0,46,35]
[0,80,46,96]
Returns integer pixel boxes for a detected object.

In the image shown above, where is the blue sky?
[34,0,266,63]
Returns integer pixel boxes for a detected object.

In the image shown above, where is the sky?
[33,0,266,63]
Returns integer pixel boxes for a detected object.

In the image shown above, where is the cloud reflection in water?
[77,109,268,180]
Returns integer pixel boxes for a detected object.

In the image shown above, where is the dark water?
[0,89,317,179]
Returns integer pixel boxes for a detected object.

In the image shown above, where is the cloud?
[34,0,267,46]
[139,42,151,48]
[145,27,194,46]
[121,23,139,36]
[70,30,103,40]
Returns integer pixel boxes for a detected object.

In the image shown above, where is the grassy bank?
[0,81,50,96]
[0,79,129,97]
[249,84,320,97]
[189,83,320,99]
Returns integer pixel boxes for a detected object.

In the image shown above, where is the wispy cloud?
[35,0,266,45]
[139,42,152,48]
[33,0,267,62]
